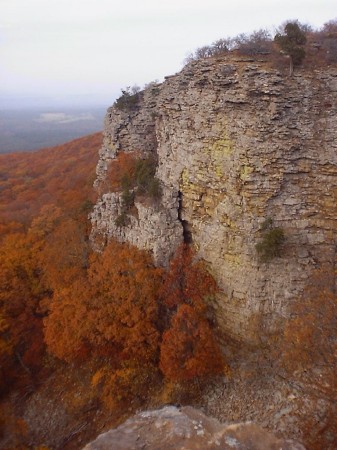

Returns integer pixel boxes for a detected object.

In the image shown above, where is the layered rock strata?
[91,56,337,342]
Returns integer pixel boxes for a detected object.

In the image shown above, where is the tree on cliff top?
[274,22,307,76]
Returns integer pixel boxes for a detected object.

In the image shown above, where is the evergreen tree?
[274,22,307,75]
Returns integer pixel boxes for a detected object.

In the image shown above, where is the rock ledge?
[83,406,306,450]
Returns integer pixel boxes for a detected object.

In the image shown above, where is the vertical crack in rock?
[178,190,192,244]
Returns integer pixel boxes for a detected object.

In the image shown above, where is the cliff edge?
[91,55,337,343]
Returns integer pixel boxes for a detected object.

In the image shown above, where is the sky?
[0,0,336,109]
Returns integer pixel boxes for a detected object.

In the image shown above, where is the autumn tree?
[0,133,102,442]
[42,279,91,362]
[274,22,307,75]
[159,244,227,381]
[0,203,93,389]
[36,216,89,291]
[44,240,163,364]
[91,358,160,410]
[0,232,46,386]
[160,304,226,381]
[159,244,217,315]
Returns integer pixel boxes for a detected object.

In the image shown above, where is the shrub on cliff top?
[114,86,141,112]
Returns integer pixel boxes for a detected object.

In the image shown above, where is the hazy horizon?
[1,0,336,111]
[0,93,113,110]
[0,106,105,153]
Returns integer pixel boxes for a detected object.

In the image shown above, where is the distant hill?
[0,132,102,231]
[0,107,105,153]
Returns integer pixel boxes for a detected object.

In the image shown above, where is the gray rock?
[83,406,306,450]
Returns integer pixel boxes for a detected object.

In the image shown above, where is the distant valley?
[0,107,106,153]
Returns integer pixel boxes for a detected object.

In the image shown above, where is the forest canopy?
[0,134,226,446]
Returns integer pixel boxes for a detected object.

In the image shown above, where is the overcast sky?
[0,0,336,108]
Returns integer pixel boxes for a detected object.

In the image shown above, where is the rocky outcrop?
[91,55,337,342]
[83,406,306,450]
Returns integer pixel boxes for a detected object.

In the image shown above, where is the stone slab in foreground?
[83,406,306,450]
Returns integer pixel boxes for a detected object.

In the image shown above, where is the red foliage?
[160,304,226,381]
[159,244,217,315]
[159,244,226,381]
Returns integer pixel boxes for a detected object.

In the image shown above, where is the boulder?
[83,406,306,450]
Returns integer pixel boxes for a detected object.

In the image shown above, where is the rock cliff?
[90,55,337,343]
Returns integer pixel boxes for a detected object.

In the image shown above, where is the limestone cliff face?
[91,55,337,343]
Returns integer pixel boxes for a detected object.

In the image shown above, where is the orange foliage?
[105,151,139,191]
[0,232,46,387]
[159,244,217,315]
[42,281,90,362]
[0,131,227,434]
[92,360,159,410]
[0,134,101,393]
[0,133,101,232]
[159,244,226,381]
[44,241,163,364]
[160,304,226,381]
[36,216,89,290]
